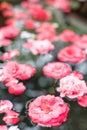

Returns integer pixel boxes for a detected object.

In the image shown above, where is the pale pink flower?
[0,100,13,114]
[23,40,54,55]
[57,75,87,99]
[0,125,8,130]
[28,95,70,127]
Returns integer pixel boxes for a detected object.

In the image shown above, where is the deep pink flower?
[0,125,8,130]
[57,30,80,42]
[24,19,35,30]
[74,34,87,49]
[0,39,12,46]
[8,82,26,95]
[23,40,54,55]
[42,62,72,79]
[57,45,86,64]
[17,64,36,80]
[0,100,13,114]
[0,49,20,61]
[30,6,51,21]
[77,95,87,107]
[3,110,19,125]
[28,95,70,127]
[57,75,87,99]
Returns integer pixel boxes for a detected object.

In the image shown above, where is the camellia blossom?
[36,22,56,41]
[0,49,20,61]
[17,64,36,80]
[70,71,83,80]
[57,45,86,64]
[42,62,72,79]
[28,95,70,127]
[74,34,87,49]
[23,40,54,55]
[77,95,87,107]
[0,39,12,46]
[24,19,35,30]
[0,125,8,130]
[3,110,20,125]
[8,82,26,95]
[57,75,87,99]
[0,26,20,39]
[45,0,70,13]
[0,100,13,114]
[57,29,80,42]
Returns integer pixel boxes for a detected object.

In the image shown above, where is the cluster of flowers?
[0,61,36,95]
[0,100,20,130]
[0,0,87,129]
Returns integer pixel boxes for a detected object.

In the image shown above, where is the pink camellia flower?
[70,71,83,80]
[3,61,20,78]
[36,22,56,41]
[0,2,12,10]
[8,82,26,95]
[0,39,12,46]
[57,75,87,99]
[0,49,20,61]
[13,11,28,20]
[24,19,35,30]
[74,34,87,49]
[0,125,8,130]
[17,64,36,80]
[0,26,20,39]
[23,40,54,55]
[3,110,19,125]
[42,62,72,79]
[57,45,86,64]
[77,95,87,107]
[45,0,70,13]
[28,95,70,127]
[57,29,80,42]
[0,100,13,114]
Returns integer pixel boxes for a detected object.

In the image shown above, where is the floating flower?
[28,95,70,127]
[57,75,87,99]
[43,62,72,79]
[23,40,54,55]
[77,95,87,107]
[57,45,86,64]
